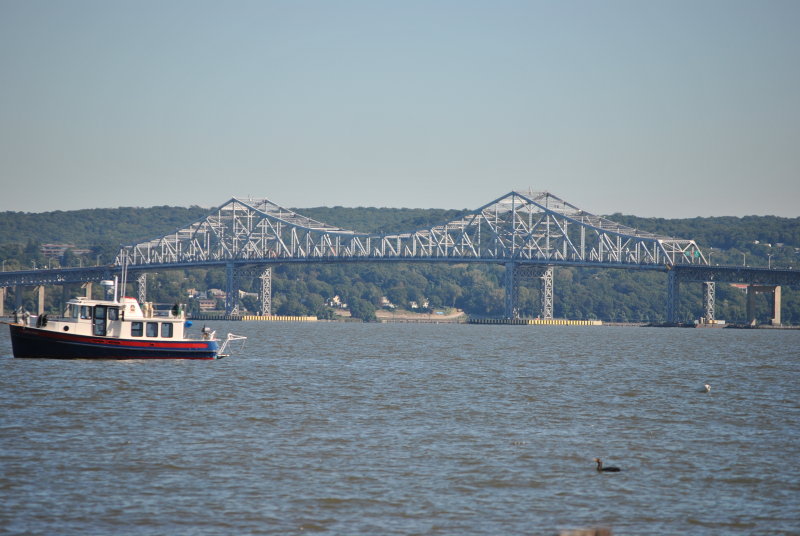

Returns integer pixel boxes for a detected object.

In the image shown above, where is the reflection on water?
[1,323,799,535]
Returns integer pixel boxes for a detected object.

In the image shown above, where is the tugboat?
[5,278,245,360]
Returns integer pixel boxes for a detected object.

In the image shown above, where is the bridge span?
[1,191,798,325]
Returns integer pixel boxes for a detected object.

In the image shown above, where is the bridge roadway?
[1,260,798,325]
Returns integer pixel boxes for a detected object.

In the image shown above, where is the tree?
[348,298,377,322]
[386,285,409,308]
[241,295,259,314]
[277,298,307,316]
[61,248,78,268]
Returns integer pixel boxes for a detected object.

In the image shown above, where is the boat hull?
[9,324,220,360]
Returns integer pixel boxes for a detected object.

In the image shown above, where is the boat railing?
[218,333,247,357]
[142,302,188,320]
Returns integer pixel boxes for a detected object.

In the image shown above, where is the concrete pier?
[747,284,781,326]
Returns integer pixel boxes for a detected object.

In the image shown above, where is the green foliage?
[0,206,210,247]
[348,298,378,322]
[609,213,799,269]
[1,205,798,324]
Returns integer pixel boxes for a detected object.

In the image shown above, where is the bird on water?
[696,382,711,393]
[594,458,620,472]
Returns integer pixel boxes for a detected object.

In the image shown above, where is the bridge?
[2,190,798,325]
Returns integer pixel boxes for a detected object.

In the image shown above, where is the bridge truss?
[113,190,709,320]
[120,191,706,268]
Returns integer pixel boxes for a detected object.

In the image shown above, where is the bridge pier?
[2,285,53,315]
[225,262,240,315]
[35,285,45,315]
[137,273,147,303]
[258,267,272,315]
[540,267,553,319]
[702,281,715,324]
[504,263,553,319]
[669,274,719,325]
[504,263,514,318]
[223,264,274,316]
[666,270,680,323]
[747,285,781,326]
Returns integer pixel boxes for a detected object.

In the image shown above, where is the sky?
[1,0,798,218]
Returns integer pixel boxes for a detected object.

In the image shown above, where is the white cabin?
[35,296,194,341]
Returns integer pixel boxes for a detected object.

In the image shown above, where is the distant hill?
[0,206,211,246]
[608,213,800,251]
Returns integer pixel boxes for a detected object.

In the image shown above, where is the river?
[1,322,798,535]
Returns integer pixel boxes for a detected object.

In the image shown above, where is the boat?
[5,280,245,360]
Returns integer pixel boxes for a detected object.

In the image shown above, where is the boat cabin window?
[108,307,119,321]
[80,306,92,319]
[161,323,173,338]
[93,305,107,336]
[131,322,143,337]
[70,304,79,319]
[146,322,158,337]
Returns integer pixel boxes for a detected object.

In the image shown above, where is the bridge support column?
[666,270,680,323]
[137,273,147,303]
[225,262,240,316]
[504,263,515,318]
[36,285,45,315]
[747,285,781,326]
[746,286,757,326]
[773,286,782,326]
[15,286,23,310]
[82,282,93,299]
[504,263,554,319]
[540,266,553,320]
[0,287,4,317]
[702,281,715,324]
[258,267,272,315]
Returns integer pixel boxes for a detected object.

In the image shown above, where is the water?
[1,322,799,535]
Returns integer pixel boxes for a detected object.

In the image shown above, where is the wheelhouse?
[58,296,188,340]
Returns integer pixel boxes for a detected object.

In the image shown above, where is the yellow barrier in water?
[241,315,318,322]
[469,318,602,326]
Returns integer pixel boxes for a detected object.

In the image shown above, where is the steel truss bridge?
[2,190,798,324]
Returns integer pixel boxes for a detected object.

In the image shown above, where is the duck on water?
[594,458,621,472]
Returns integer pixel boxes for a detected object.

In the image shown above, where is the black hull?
[8,324,220,360]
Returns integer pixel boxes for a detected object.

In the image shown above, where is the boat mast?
[118,250,129,303]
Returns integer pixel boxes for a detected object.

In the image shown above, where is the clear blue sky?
[1,0,798,217]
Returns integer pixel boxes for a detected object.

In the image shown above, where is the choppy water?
[1,322,799,535]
